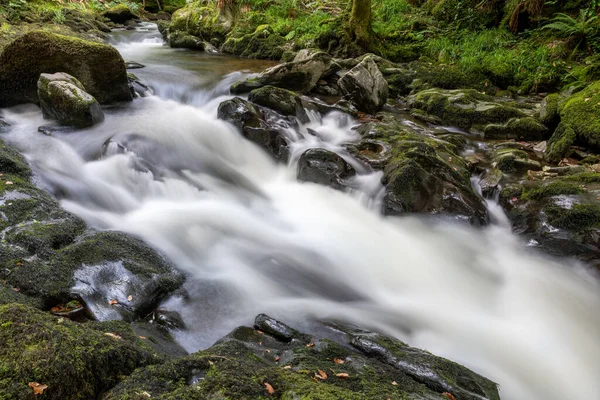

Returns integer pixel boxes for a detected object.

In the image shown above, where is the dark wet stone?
[297,148,356,190]
[254,313,297,342]
[125,61,145,69]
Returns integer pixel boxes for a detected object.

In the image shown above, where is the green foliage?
[52,8,65,24]
[543,10,599,54]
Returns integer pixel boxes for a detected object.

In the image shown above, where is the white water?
[2,24,600,400]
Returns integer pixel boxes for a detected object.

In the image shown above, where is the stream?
[2,23,600,400]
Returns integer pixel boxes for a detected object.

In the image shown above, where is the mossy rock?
[408,88,527,131]
[558,81,600,150]
[493,147,541,174]
[545,122,577,163]
[0,303,162,400]
[105,315,500,400]
[221,29,286,60]
[539,93,561,129]
[426,0,502,29]
[370,118,488,224]
[248,85,308,122]
[0,31,131,107]
[484,117,549,141]
[169,2,229,48]
[102,4,137,24]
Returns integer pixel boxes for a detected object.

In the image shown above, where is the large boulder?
[37,73,104,128]
[221,25,286,59]
[0,31,132,107]
[167,2,232,48]
[248,85,310,123]
[0,303,161,400]
[555,81,600,150]
[230,51,332,94]
[217,97,289,160]
[338,56,389,114]
[362,118,488,224]
[105,314,501,400]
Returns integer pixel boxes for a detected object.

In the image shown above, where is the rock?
[338,56,389,114]
[297,148,356,190]
[483,117,549,141]
[248,85,309,123]
[102,4,137,23]
[369,118,488,224]
[254,313,297,342]
[125,61,145,69]
[168,31,205,50]
[0,31,132,107]
[479,169,503,197]
[37,73,104,127]
[168,1,232,48]
[231,51,332,94]
[217,97,288,160]
[539,93,561,129]
[408,88,528,131]
[493,147,541,174]
[105,315,501,400]
[347,139,393,169]
[500,174,600,267]
[555,81,600,150]
[127,73,153,98]
[221,25,286,59]
[0,303,161,400]
[545,122,577,163]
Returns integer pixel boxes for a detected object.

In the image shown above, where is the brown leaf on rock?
[28,382,47,395]
[104,332,121,340]
[315,369,327,380]
[335,373,349,378]
[274,356,280,362]
[306,339,315,347]
[392,381,398,386]
[264,382,275,395]
[283,365,292,369]
[442,393,457,400]
[333,357,345,364]
[108,299,118,305]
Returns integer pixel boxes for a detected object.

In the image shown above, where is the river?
[2,23,600,400]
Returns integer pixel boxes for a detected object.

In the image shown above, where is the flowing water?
[2,23,600,400]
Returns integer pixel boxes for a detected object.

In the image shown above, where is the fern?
[543,10,598,55]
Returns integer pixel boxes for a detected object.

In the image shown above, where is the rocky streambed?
[0,19,599,400]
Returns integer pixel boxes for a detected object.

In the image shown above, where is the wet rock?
[493,147,541,174]
[105,315,500,400]
[169,31,205,50]
[484,117,549,141]
[370,118,488,224]
[0,303,161,400]
[102,4,137,23]
[556,80,600,150]
[67,231,186,321]
[217,97,288,160]
[125,61,145,69]
[408,88,528,131]
[347,139,393,169]
[248,85,309,123]
[147,308,187,332]
[221,25,285,59]
[539,92,561,129]
[297,148,356,190]
[0,31,132,107]
[254,313,297,342]
[338,56,389,114]
[37,73,105,127]
[127,73,153,98]
[231,51,332,94]
[479,169,503,197]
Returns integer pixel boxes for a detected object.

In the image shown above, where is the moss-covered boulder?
[500,172,600,267]
[539,93,562,129]
[492,145,541,173]
[0,31,132,107]
[555,81,600,150]
[222,25,286,60]
[37,72,105,128]
[484,117,549,141]
[231,51,332,94]
[102,4,138,23]
[338,56,389,114]
[545,122,577,163]
[168,31,205,50]
[0,303,162,400]
[248,85,310,123]
[217,97,289,160]
[105,314,500,400]
[408,88,528,131]
[363,117,488,224]
[167,1,231,48]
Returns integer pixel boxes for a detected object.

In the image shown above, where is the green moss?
[560,81,600,149]
[522,181,585,200]
[560,172,600,183]
[546,122,577,163]
[0,303,161,400]
[545,203,600,230]
[539,93,561,127]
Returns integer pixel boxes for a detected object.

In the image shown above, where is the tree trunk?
[349,0,372,49]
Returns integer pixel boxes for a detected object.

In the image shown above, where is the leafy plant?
[52,8,65,24]
[543,9,599,54]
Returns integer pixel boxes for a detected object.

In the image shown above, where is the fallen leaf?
[442,393,457,400]
[5,181,13,185]
[315,369,327,380]
[138,336,147,340]
[264,382,275,395]
[108,299,118,305]
[259,341,263,346]
[104,332,121,340]
[335,373,349,378]
[333,358,345,364]
[12,288,20,292]
[392,381,398,386]
[306,339,315,347]
[283,365,292,369]
[28,382,48,395]
[16,262,23,266]
[265,349,271,353]
[127,295,133,302]
[256,329,264,334]
[274,356,280,362]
